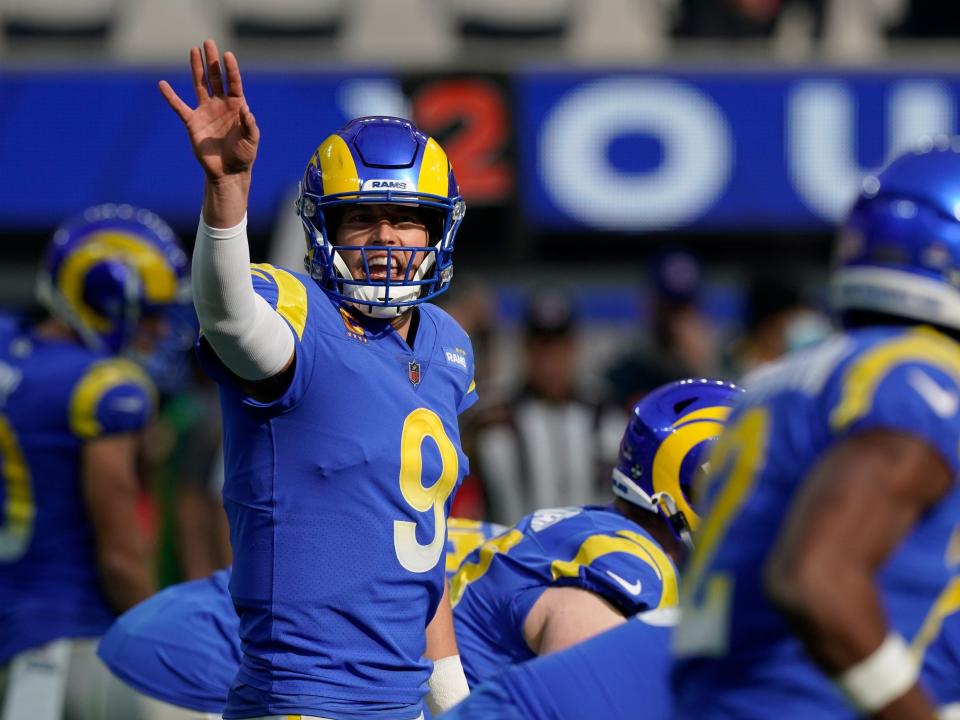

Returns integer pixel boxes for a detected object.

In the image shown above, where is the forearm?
[97,544,155,612]
[202,173,250,229]
[769,564,933,719]
[424,585,469,711]
[425,584,459,660]
[769,559,887,671]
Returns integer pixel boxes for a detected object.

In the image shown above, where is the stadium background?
[1,0,957,579]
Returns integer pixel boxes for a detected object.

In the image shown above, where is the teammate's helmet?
[36,204,190,356]
[612,378,741,549]
[833,138,960,332]
[296,116,466,318]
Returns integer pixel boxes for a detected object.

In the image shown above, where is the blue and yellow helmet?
[612,378,742,548]
[296,116,465,317]
[36,204,190,357]
[833,138,960,331]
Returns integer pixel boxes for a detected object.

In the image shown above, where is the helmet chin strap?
[652,492,695,552]
[611,469,695,551]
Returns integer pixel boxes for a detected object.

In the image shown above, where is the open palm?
[159,39,259,181]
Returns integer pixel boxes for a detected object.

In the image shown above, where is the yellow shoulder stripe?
[450,529,524,607]
[249,263,308,341]
[551,530,679,609]
[912,576,960,660]
[0,414,33,556]
[70,359,155,438]
[831,327,960,431]
[467,378,476,394]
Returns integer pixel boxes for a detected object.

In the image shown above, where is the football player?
[672,142,960,719]
[439,609,675,720]
[94,519,506,719]
[450,378,740,686]
[159,39,476,718]
[0,204,190,720]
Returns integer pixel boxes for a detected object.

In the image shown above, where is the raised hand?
[159,39,259,182]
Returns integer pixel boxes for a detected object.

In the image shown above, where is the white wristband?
[425,654,470,714]
[835,633,919,713]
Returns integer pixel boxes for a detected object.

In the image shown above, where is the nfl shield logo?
[408,360,421,386]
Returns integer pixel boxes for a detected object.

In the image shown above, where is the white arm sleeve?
[192,214,296,381]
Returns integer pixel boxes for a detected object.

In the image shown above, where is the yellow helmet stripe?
[315,135,361,195]
[673,406,732,427]
[652,409,729,531]
[417,137,450,197]
[59,232,179,332]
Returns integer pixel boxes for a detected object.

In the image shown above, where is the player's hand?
[158,39,259,182]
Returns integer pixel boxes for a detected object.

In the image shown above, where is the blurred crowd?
[1,0,959,64]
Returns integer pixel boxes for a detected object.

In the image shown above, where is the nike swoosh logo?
[907,368,959,418]
[606,570,643,596]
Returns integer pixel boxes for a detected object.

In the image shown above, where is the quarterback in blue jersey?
[94,520,503,719]
[0,204,190,719]
[451,378,740,687]
[673,142,960,719]
[161,39,475,718]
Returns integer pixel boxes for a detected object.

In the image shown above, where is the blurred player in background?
[451,378,740,687]
[672,142,960,719]
[440,608,677,720]
[94,519,505,719]
[0,204,190,720]
[160,39,476,719]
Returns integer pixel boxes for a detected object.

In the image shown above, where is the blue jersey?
[917,576,960,711]
[98,568,240,713]
[93,525,502,717]
[0,314,155,663]
[442,612,673,720]
[198,265,477,719]
[672,326,960,720]
[451,505,678,686]
[445,518,507,581]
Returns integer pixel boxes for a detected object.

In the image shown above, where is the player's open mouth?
[363,255,407,281]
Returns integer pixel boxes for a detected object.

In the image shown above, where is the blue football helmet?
[36,204,191,360]
[833,138,960,331]
[296,116,466,318]
[612,378,742,550]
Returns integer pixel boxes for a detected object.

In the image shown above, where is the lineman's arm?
[82,433,155,612]
[160,39,294,398]
[765,429,951,719]
[425,583,469,711]
[523,586,626,656]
